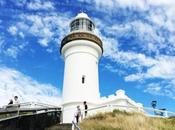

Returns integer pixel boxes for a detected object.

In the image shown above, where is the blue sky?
[0,0,175,111]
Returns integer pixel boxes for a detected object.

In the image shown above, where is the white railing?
[0,102,61,120]
[72,121,81,130]
[1,102,59,110]
[77,104,175,118]
[2,102,59,109]
[69,104,175,130]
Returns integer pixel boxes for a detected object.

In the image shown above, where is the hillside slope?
[80,110,175,130]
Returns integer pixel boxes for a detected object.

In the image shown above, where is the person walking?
[14,96,19,104]
[75,105,81,124]
[13,96,20,109]
[83,101,88,118]
[13,96,20,115]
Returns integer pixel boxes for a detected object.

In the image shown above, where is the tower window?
[82,75,85,84]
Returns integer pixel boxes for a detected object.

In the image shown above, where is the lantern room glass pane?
[70,18,94,32]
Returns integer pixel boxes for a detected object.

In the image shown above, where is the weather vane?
[79,0,87,13]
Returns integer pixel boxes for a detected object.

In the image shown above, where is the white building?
[60,12,143,123]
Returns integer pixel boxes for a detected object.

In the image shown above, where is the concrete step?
[45,123,72,130]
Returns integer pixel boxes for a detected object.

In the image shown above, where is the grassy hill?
[80,110,175,130]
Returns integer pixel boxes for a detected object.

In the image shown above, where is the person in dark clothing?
[8,99,13,105]
[84,101,88,117]
[6,99,13,109]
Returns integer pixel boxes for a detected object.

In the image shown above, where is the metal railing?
[2,101,59,109]
[69,104,175,130]
[72,121,81,130]
[78,104,175,118]
[1,102,175,127]
[0,102,61,121]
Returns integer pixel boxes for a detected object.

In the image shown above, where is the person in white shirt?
[72,106,81,130]
[74,106,81,124]
[14,96,20,107]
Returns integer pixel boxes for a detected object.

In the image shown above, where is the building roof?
[75,12,90,20]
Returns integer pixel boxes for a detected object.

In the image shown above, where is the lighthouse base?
[62,102,97,123]
[62,90,143,123]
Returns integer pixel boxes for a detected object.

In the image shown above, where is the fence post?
[164,111,168,117]
[17,104,20,116]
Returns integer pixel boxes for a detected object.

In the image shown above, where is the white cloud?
[124,55,175,98]
[0,66,62,107]
[143,81,175,99]
[3,44,26,59]
[19,14,53,46]
[4,46,19,58]
[105,24,132,37]
[38,38,49,47]
[132,21,164,43]
[27,0,54,10]
[3,0,175,100]
[79,0,175,11]
[148,0,175,6]
[19,32,25,38]
[147,56,175,79]
[149,13,166,27]
[125,73,144,82]
[104,20,165,55]
[81,0,175,54]
[8,26,18,36]
[4,6,71,60]
[104,49,157,69]
[125,55,175,81]
[144,83,162,95]
[8,26,25,38]
[78,0,148,11]
[90,0,175,69]
[17,22,30,31]
[89,0,175,98]
[16,13,70,47]
[46,48,53,53]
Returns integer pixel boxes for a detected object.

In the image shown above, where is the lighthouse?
[60,12,103,123]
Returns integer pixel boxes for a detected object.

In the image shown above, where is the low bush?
[80,110,175,130]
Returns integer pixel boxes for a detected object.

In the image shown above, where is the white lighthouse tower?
[61,12,103,123]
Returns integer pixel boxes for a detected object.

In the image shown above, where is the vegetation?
[80,110,175,130]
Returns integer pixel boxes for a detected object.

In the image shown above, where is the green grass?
[80,110,175,130]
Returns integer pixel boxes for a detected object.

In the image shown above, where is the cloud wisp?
[0,66,62,107]
[1,0,175,100]
[1,1,71,59]
[86,0,175,98]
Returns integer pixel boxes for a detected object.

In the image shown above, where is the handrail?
[72,121,81,130]
[0,102,62,121]
[2,102,60,109]
[74,104,175,118]
[0,109,60,122]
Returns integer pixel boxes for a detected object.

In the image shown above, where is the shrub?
[80,110,175,130]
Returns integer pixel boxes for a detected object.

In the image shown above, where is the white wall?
[61,40,102,123]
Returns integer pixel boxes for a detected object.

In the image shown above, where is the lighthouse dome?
[75,12,90,20]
